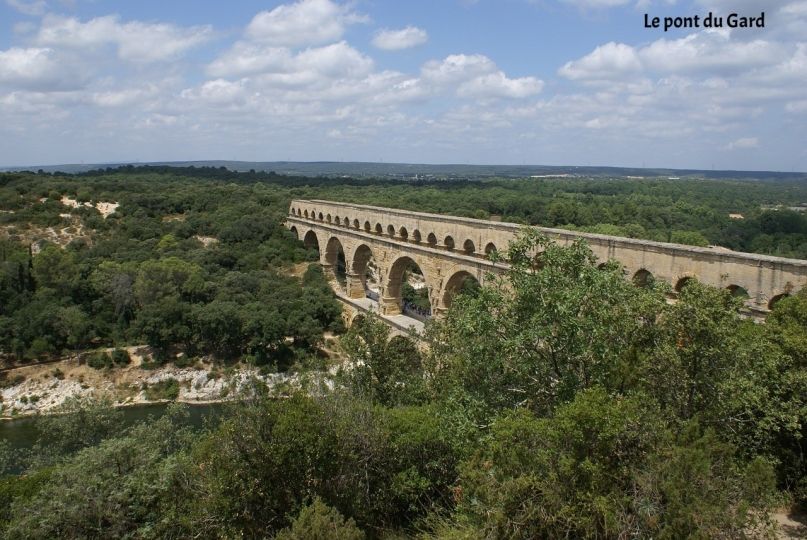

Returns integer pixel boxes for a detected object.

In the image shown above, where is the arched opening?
[442,271,481,311]
[318,212,323,221]
[387,224,396,237]
[303,230,320,254]
[399,227,408,241]
[675,276,694,293]
[304,210,309,219]
[485,242,497,257]
[412,230,422,243]
[444,236,455,251]
[769,293,790,310]
[364,221,371,232]
[353,219,360,229]
[387,257,431,319]
[326,214,332,223]
[343,217,351,227]
[463,239,475,255]
[334,215,340,226]
[351,244,379,300]
[375,223,383,235]
[727,285,750,300]
[350,314,365,328]
[427,233,437,247]
[632,269,654,288]
[289,226,299,239]
[324,237,347,292]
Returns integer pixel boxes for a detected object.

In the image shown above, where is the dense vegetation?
[0,170,342,364]
[0,167,805,538]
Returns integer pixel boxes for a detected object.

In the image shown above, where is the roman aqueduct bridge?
[286,199,807,323]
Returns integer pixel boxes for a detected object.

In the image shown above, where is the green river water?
[0,402,224,472]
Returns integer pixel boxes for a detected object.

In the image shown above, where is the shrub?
[0,374,25,389]
[110,348,130,366]
[87,352,112,370]
[275,498,364,540]
[144,378,180,401]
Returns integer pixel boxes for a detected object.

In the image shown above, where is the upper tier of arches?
[290,204,499,261]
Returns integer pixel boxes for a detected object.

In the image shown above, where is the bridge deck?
[335,294,426,336]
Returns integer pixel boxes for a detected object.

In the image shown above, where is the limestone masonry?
[286,199,807,317]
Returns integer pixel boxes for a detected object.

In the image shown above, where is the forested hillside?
[0,167,805,538]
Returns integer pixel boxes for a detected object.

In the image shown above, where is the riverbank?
[0,345,310,419]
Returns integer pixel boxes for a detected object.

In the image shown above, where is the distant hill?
[3,160,805,182]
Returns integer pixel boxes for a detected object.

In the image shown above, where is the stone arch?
[463,239,475,255]
[326,213,332,223]
[333,215,340,226]
[384,256,431,317]
[289,226,299,239]
[375,223,383,235]
[427,233,437,247]
[412,230,422,243]
[769,293,790,310]
[318,212,323,221]
[399,227,408,241]
[364,221,371,232]
[353,219,360,229]
[727,284,750,299]
[350,244,378,299]
[303,230,320,253]
[304,210,309,219]
[632,268,654,287]
[485,242,497,257]
[444,235,455,251]
[675,276,694,292]
[441,270,481,311]
[324,237,347,292]
[387,224,396,237]
[342,217,351,227]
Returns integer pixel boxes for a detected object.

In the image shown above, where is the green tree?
[426,230,666,425]
[274,498,364,540]
[339,314,424,406]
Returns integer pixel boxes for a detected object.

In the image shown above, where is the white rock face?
[0,352,303,418]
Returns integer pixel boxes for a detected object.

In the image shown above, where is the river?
[0,402,224,472]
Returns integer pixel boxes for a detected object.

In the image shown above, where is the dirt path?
[775,508,807,539]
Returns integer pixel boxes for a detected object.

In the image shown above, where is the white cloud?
[207,43,291,78]
[246,0,366,47]
[0,47,81,90]
[786,100,807,113]
[561,0,632,7]
[725,137,759,150]
[5,0,47,16]
[293,41,374,79]
[36,14,213,62]
[561,32,784,81]
[372,26,428,50]
[458,72,544,99]
[421,54,497,85]
[559,42,641,80]
[560,0,678,9]
[207,41,372,84]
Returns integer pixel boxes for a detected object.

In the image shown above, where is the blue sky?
[0,0,805,171]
